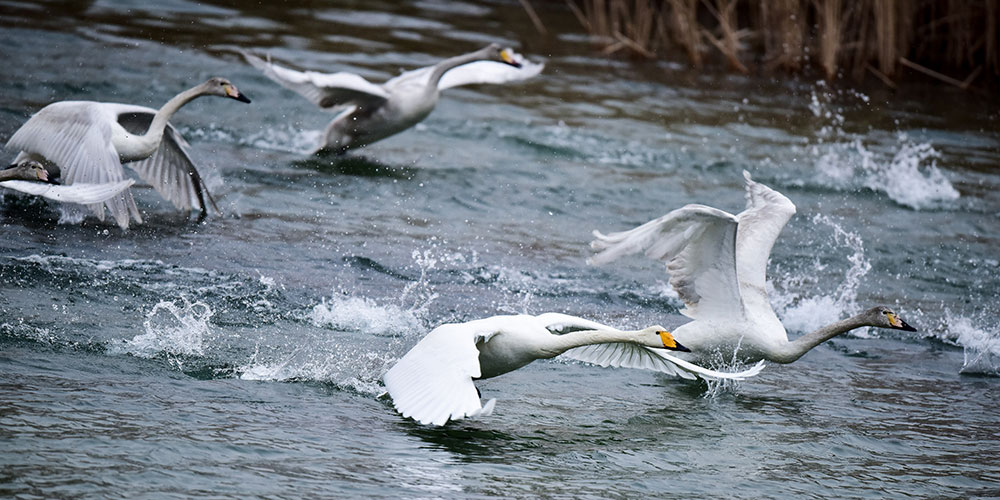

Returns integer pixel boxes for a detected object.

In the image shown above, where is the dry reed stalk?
[815,0,843,79]
[518,0,548,35]
[665,0,703,67]
[762,0,805,71]
[700,0,749,73]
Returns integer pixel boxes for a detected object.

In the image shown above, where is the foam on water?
[807,84,960,210]
[941,311,1000,376]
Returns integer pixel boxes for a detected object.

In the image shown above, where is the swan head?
[202,77,252,103]
[4,160,53,183]
[483,43,522,68]
[866,306,917,332]
[638,326,691,352]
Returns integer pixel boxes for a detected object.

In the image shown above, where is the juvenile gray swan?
[245,44,543,155]
[1,159,133,205]
[5,77,251,228]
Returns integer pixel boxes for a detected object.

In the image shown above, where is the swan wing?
[386,52,544,92]
[115,106,218,213]
[6,101,139,228]
[244,53,389,110]
[735,171,796,311]
[383,322,501,426]
[562,343,765,381]
[590,205,744,321]
[0,179,135,204]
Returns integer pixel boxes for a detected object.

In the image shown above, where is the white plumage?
[590,171,917,364]
[383,313,764,426]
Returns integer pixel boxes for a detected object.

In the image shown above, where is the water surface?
[2,1,999,498]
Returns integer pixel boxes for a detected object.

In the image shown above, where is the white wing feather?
[6,101,139,228]
[0,179,135,204]
[735,171,796,313]
[590,205,743,320]
[243,52,389,110]
[386,51,544,92]
[383,323,500,426]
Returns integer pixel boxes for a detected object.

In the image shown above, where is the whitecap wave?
[112,297,214,369]
[946,313,1000,376]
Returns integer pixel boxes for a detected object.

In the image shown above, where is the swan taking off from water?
[244,44,543,155]
[1,160,134,206]
[589,171,917,365]
[4,77,251,229]
[383,313,764,426]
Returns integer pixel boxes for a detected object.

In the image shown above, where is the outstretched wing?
[590,205,743,321]
[535,313,764,380]
[243,52,389,110]
[6,101,139,228]
[388,50,544,91]
[383,321,501,426]
[1,179,135,204]
[114,105,218,213]
[735,171,796,314]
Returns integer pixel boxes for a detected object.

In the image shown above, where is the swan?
[5,77,251,229]
[244,43,543,155]
[588,171,917,365]
[383,312,765,426]
[1,159,135,206]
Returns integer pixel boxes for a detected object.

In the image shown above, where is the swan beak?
[225,84,252,103]
[888,312,917,332]
[658,331,691,352]
[500,48,522,68]
[35,168,49,182]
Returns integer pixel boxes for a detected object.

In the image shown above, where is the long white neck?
[771,313,870,363]
[426,49,489,90]
[120,84,206,161]
[537,328,645,359]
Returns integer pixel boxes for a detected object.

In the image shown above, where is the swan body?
[383,313,765,426]
[245,44,543,154]
[590,171,917,365]
[0,160,134,205]
[4,77,251,228]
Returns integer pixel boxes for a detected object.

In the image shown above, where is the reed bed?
[554,0,998,88]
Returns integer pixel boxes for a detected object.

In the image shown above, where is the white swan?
[383,313,765,426]
[1,160,134,206]
[244,44,543,155]
[589,171,917,365]
[5,77,251,229]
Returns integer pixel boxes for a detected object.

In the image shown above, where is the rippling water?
[2,1,999,498]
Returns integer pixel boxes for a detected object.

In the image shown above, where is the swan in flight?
[1,160,134,206]
[589,171,917,365]
[244,43,543,155]
[4,77,251,229]
[383,313,765,426]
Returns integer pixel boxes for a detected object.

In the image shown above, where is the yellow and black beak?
[887,312,917,332]
[224,83,252,103]
[658,331,691,352]
[500,48,522,68]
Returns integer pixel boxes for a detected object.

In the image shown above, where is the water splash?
[940,311,1000,376]
[770,214,871,335]
[114,297,214,370]
[807,83,959,210]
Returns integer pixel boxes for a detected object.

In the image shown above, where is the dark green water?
[2,1,999,498]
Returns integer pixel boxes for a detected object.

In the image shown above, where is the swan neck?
[130,85,204,160]
[776,313,869,363]
[427,50,485,89]
[540,328,637,358]
[0,168,21,182]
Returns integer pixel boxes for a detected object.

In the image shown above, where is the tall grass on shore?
[562,0,997,88]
